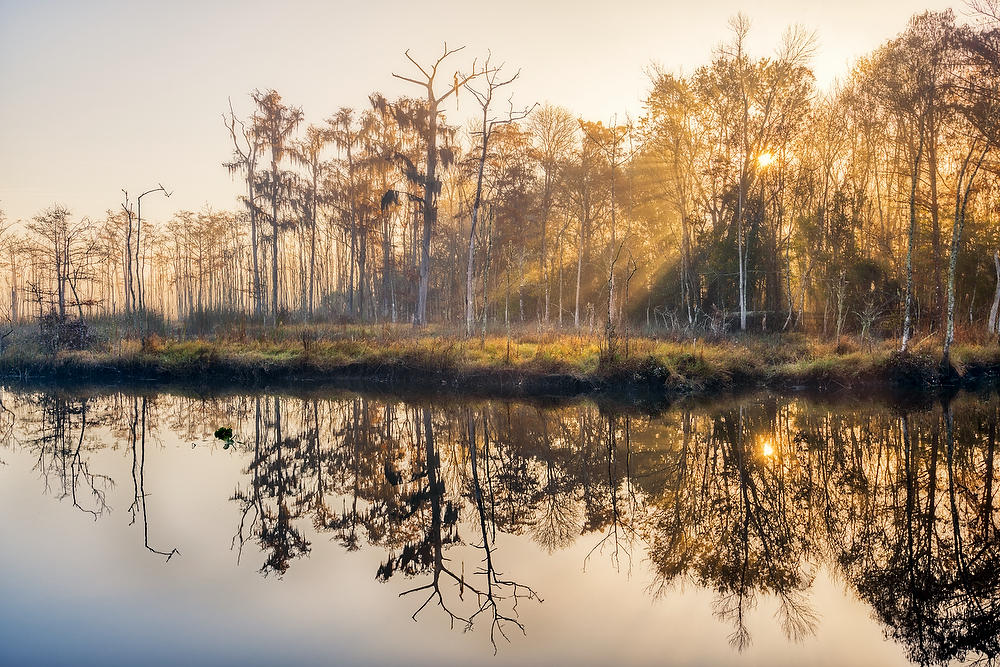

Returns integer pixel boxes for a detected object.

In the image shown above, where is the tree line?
[4,7,1000,353]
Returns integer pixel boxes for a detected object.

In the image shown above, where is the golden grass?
[1,324,995,394]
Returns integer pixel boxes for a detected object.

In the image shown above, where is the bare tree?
[133,184,170,312]
[464,56,534,336]
[392,43,483,326]
[27,205,95,324]
[224,99,264,317]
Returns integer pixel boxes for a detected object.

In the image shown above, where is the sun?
[761,440,775,457]
[757,152,776,168]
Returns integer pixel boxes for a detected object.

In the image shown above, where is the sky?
[0,0,961,224]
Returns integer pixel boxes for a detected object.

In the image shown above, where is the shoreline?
[1,336,997,403]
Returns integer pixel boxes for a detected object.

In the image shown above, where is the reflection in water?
[24,394,112,520]
[3,388,1000,665]
[127,396,179,561]
[232,396,310,575]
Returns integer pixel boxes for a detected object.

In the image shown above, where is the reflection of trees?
[127,396,178,560]
[583,414,648,574]
[144,390,1000,663]
[381,407,466,625]
[24,394,112,519]
[10,390,179,562]
[833,402,1000,667]
[370,406,540,651]
[464,407,542,650]
[530,408,581,552]
[231,396,310,575]
[646,402,817,649]
[4,388,1000,663]
[0,390,16,465]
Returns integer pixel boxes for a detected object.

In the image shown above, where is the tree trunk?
[415,92,439,327]
[987,250,1000,335]
[358,228,368,320]
[541,170,552,324]
[558,226,564,327]
[382,215,393,321]
[466,118,488,337]
[574,223,583,329]
[929,119,944,329]
[309,172,317,319]
[249,183,261,318]
[943,146,986,366]
[901,123,925,354]
[271,189,279,325]
[737,178,747,332]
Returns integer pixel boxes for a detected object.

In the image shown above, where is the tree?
[224,99,264,317]
[719,17,814,331]
[641,71,703,324]
[392,44,483,326]
[528,105,576,324]
[291,125,330,318]
[251,89,303,325]
[942,18,1000,366]
[120,184,170,316]
[463,57,533,336]
[870,33,931,352]
[560,128,608,328]
[26,205,96,323]
[581,118,633,347]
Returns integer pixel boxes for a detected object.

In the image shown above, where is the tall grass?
[0,313,995,393]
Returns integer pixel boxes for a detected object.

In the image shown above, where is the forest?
[3,6,1000,383]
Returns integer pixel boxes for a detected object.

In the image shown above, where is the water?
[0,386,997,666]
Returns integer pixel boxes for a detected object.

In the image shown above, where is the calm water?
[0,386,997,666]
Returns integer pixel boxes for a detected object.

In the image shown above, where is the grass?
[0,321,996,397]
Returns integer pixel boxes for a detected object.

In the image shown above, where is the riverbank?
[1,328,998,399]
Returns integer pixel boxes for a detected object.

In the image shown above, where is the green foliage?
[214,426,236,449]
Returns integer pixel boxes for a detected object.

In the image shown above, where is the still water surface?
[0,387,997,666]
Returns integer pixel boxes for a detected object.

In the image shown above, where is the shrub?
[38,310,88,352]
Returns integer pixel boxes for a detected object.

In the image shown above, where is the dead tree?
[392,43,483,326]
[135,184,170,311]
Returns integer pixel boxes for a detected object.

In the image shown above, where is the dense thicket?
[4,9,1000,352]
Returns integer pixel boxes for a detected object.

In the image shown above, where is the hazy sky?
[0,0,960,224]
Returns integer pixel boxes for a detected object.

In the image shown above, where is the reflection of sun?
[761,441,775,457]
[757,152,776,168]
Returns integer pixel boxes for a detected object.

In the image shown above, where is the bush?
[38,310,88,352]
